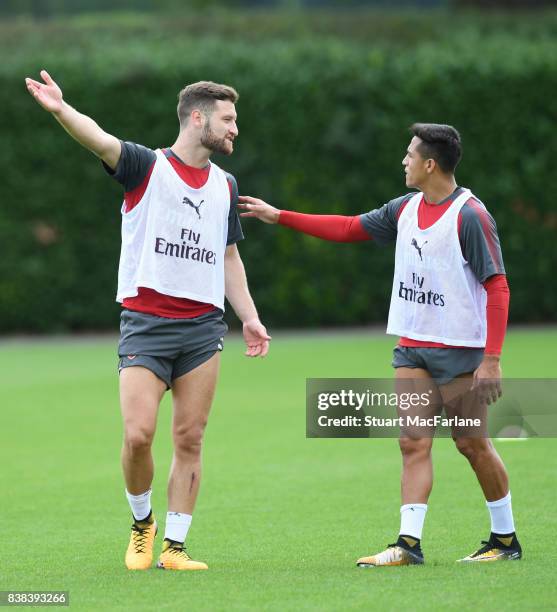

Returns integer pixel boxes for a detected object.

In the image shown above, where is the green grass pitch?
[1,329,556,611]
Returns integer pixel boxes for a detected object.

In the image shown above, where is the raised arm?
[224,244,271,357]
[25,69,121,170]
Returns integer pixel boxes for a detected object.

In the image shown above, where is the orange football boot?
[125,515,157,570]
[157,539,208,571]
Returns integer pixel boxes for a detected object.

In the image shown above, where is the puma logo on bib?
[411,238,428,261]
[183,196,205,219]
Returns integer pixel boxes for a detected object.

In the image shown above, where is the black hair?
[410,123,462,174]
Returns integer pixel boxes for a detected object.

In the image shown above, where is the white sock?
[399,503,428,540]
[486,491,515,534]
[126,488,152,522]
[164,512,192,544]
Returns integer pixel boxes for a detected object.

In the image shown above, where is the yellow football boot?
[357,542,424,567]
[125,515,157,570]
[157,539,208,571]
[458,535,522,562]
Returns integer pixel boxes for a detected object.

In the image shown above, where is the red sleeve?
[482,274,510,356]
[278,211,371,242]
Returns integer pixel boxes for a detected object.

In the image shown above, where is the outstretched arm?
[25,69,121,170]
[224,244,271,357]
[238,196,370,242]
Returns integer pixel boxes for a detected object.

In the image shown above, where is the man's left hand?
[243,318,271,358]
[471,355,502,405]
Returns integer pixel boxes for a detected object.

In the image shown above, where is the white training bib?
[386,189,487,347]
[116,149,230,310]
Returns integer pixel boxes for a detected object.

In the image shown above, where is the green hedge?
[2,24,556,331]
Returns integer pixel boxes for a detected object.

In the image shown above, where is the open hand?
[238,196,280,224]
[243,318,271,357]
[25,70,63,114]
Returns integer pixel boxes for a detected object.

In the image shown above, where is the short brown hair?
[410,123,462,174]
[177,81,239,127]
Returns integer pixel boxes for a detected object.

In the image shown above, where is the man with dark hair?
[239,123,522,566]
[177,81,239,128]
[26,70,270,571]
[410,123,462,173]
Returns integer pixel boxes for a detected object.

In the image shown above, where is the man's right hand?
[25,70,64,114]
[24,69,121,170]
[238,196,280,224]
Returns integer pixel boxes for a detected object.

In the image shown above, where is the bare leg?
[120,366,166,494]
[440,374,509,501]
[167,353,221,514]
[454,438,509,501]
[396,367,443,504]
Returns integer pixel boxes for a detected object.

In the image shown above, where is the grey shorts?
[392,345,484,385]
[118,308,228,388]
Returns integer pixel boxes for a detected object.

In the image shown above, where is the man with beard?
[25,71,271,571]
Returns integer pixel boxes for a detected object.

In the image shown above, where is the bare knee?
[454,437,492,464]
[399,437,432,461]
[124,426,155,455]
[173,421,207,457]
